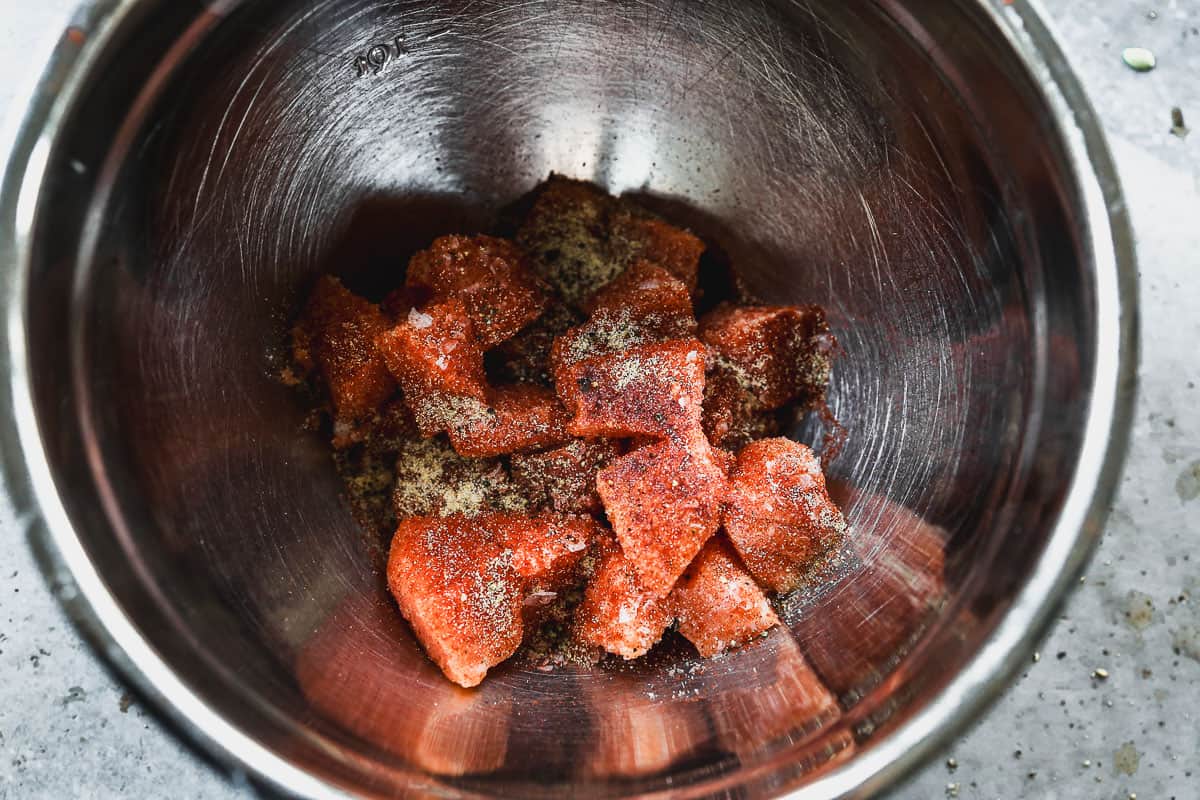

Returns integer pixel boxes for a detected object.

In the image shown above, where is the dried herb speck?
[1171,107,1190,138]
[1122,47,1157,72]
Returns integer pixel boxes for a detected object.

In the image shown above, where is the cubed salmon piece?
[406,234,548,347]
[516,176,706,304]
[549,306,694,381]
[499,513,600,596]
[293,276,395,436]
[701,366,781,450]
[489,303,583,386]
[445,384,571,458]
[511,439,622,514]
[712,445,737,478]
[295,595,512,775]
[669,538,779,657]
[376,299,489,437]
[723,438,847,593]
[379,284,434,319]
[596,436,728,597]
[609,211,705,292]
[388,513,599,687]
[515,176,625,305]
[583,260,696,325]
[387,515,526,687]
[548,263,695,385]
[573,538,671,659]
[699,304,834,410]
[392,436,528,520]
[555,339,707,440]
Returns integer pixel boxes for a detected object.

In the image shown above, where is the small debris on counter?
[1113,741,1141,776]
[1121,47,1157,72]
[60,686,86,706]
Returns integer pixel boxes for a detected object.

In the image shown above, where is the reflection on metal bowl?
[0,0,1135,797]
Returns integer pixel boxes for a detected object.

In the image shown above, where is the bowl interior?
[25,0,1097,796]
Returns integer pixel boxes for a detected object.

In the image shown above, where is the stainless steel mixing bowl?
[0,0,1136,797]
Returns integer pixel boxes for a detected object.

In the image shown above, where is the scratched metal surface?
[0,0,1191,798]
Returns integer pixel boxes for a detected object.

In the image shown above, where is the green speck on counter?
[1122,47,1156,72]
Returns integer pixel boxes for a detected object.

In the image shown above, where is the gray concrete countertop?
[1,1,1197,798]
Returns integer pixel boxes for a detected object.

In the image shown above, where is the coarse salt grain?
[408,308,433,329]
